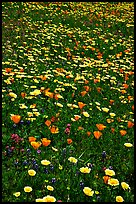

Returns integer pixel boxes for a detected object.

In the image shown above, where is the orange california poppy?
[45,120,51,127]
[83,86,90,92]
[5,68,12,73]
[41,138,51,146]
[109,99,114,105]
[132,105,134,111]
[20,68,24,72]
[80,91,87,97]
[128,95,133,102]
[67,138,73,144]
[84,80,89,84]
[96,87,101,93]
[96,124,106,131]
[54,93,61,100]
[120,130,127,136]
[49,125,59,134]
[21,92,27,98]
[111,127,115,133]
[103,176,111,184]
[127,121,134,128]
[123,84,129,89]
[120,89,126,94]
[87,131,91,136]
[78,126,84,130]
[94,79,99,84]
[93,131,102,139]
[40,75,47,81]
[11,115,21,124]
[78,102,86,109]
[125,73,129,81]
[31,141,41,149]
[29,137,36,143]
[117,117,121,122]
[74,115,81,121]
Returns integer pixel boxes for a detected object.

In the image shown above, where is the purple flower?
[65,127,70,135]
[51,178,56,184]
[102,151,106,159]
[109,166,113,170]
[37,150,41,154]
[67,124,71,128]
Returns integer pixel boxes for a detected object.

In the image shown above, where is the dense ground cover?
[2,2,134,202]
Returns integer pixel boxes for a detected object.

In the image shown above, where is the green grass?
[2,2,134,202]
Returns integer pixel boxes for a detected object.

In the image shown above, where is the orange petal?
[93,131,102,139]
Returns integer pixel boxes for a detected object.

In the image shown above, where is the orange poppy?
[80,91,87,97]
[45,120,51,127]
[49,125,59,134]
[120,90,126,94]
[11,115,21,124]
[109,99,114,105]
[29,137,36,143]
[117,117,121,122]
[84,80,89,84]
[21,92,27,98]
[96,87,101,93]
[103,176,111,184]
[74,115,81,121]
[83,86,90,92]
[132,105,134,111]
[67,138,72,144]
[127,121,134,128]
[111,127,115,133]
[87,131,91,136]
[44,89,54,98]
[93,131,102,139]
[120,130,127,136]
[125,73,129,81]
[31,141,41,149]
[40,75,47,81]
[20,68,24,72]
[123,84,129,89]
[96,124,106,131]
[41,138,51,146]
[78,126,84,130]
[72,92,75,97]
[128,95,133,101]
[66,75,71,79]
[78,102,86,109]
[94,79,99,84]
[5,68,12,73]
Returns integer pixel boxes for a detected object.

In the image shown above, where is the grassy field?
[2,2,134,202]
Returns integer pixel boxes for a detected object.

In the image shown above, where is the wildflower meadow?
[2,2,134,202]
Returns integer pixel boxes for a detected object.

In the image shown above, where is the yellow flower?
[105,169,115,176]
[30,89,41,96]
[102,107,109,112]
[124,143,133,147]
[59,164,63,170]
[27,112,33,117]
[41,160,51,166]
[24,186,33,192]
[56,102,63,108]
[95,191,99,195]
[9,92,17,98]
[83,187,94,196]
[35,198,44,202]
[43,195,56,202]
[82,111,90,117]
[28,169,36,176]
[33,112,40,116]
[19,103,28,109]
[116,196,124,202]
[108,178,119,186]
[52,147,58,152]
[109,112,116,117]
[68,157,78,164]
[13,192,21,197]
[47,185,54,191]
[121,182,130,190]
[80,167,91,173]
